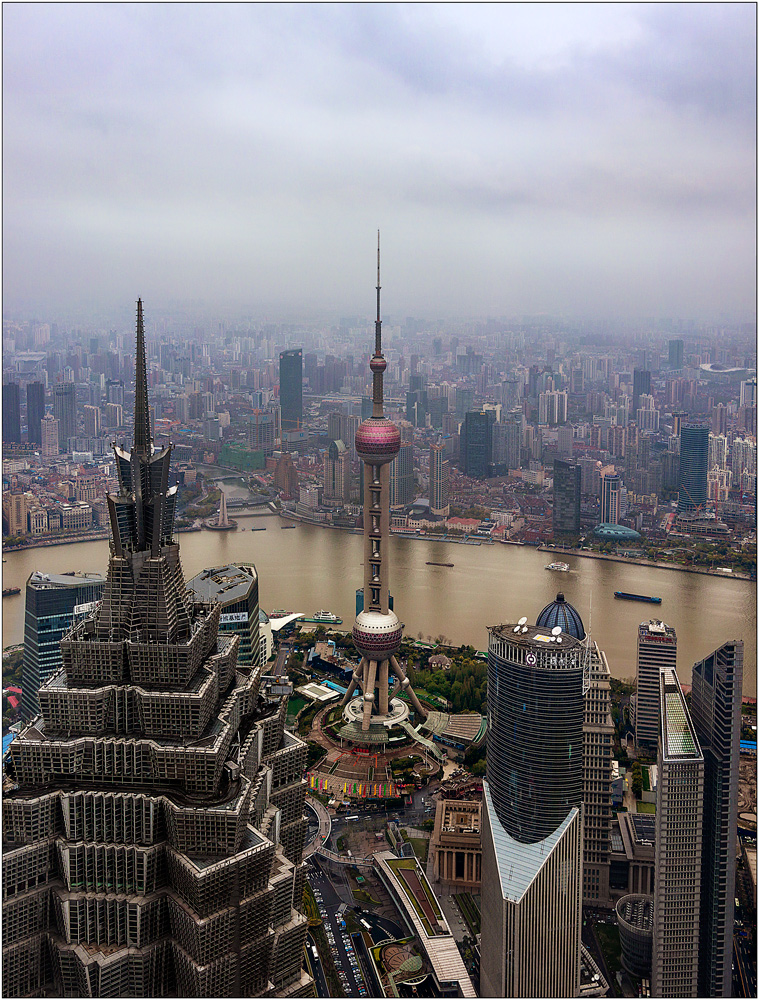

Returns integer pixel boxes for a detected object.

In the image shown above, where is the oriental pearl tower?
[340,234,428,732]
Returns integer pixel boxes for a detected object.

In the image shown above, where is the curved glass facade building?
[487,623,584,844]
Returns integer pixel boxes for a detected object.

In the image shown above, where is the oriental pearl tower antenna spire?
[340,233,427,731]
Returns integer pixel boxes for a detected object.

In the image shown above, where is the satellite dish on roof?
[551,626,562,636]
[518,616,528,626]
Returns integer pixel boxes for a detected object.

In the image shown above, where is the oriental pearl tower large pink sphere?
[354,355,401,466]
[340,233,427,731]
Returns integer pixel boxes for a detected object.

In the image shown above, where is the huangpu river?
[2,514,755,696]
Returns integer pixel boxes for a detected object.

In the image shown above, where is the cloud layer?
[3,3,755,321]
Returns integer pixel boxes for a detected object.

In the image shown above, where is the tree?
[631,761,643,799]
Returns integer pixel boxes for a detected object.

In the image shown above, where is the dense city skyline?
[2,4,756,994]
[4,3,756,321]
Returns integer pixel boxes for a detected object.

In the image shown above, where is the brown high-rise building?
[3,301,311,998]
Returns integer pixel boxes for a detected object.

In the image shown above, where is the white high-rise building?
[41,413,59,457]
[429,441,449,517]
[538,390,568,425]
[739,377,756,407]
[732,436,756,477]
[708,433,728,470]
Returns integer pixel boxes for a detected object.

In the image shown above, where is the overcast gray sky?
[3,3,756,322]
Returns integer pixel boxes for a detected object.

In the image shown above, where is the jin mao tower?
[340,235,426,732]
[3,301,311,998]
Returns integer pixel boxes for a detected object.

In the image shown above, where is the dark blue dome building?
[536,593,586,640]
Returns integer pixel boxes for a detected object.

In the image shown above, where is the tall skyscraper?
[711,403,728,437]
[41,413,59,456]
[83,403,101,438]
[27,381,45,445]
[106,378,125,405]
[691,640,744,997]
[553,459,581,535]
[4,301,311,997]
[323,438,351,504]
[339,235,426,731]
[600,470,622,524]
[389,440,414,509]
[279,348,303,431]
[429,441,449,517]
[652,668,704,997]
[20,570,106,720]
[636,620,677,752]
[53,381,77,450]
[3,381,21,442]
[632,369,651,413]
[739,377,756,408]
[677,424,709,514]
[668,338,684,370]
[538,389,568,425]
[461,410,493,478]
[481,616,584,996]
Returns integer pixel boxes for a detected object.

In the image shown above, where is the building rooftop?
[660,668,702,761]
[27,570,105,589]
[186,564,257,605]
[488,623,583,663]
[373,851,477,997]
[639,620,676,643]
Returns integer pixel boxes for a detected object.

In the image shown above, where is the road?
[303,795,332,859]
[307,859,370,997]
[306,932,329,998]
[273,639,292,678]
[734,932,757,997]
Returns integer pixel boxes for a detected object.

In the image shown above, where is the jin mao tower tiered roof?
[3,300,311,998]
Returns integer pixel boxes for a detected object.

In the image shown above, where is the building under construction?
[3,301,311,998]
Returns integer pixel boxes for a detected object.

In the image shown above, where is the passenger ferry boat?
[545,561,570,572]
[304,610,343,624]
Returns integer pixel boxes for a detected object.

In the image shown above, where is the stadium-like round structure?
[593,523,642,541]
[615,894,653,979]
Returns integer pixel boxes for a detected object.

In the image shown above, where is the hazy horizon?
[3,3,756,323]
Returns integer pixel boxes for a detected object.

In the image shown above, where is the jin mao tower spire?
[340,234,427,731]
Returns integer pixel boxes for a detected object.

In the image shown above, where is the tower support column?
[379,659,389,714]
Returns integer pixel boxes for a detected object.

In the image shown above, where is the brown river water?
[2,512,755,696]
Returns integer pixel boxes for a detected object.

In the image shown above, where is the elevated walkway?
[315,844,374,868]
[398,721,447,764]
